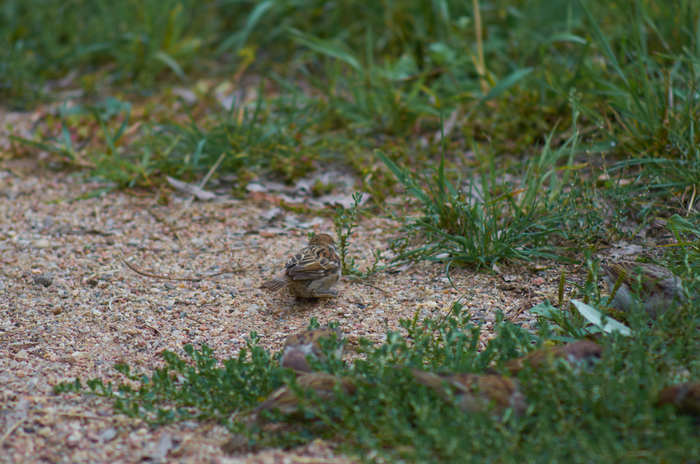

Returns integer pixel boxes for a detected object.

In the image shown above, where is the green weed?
[377,126,604,268]
[55,303,699,462]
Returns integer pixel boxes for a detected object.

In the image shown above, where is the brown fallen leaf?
[505,340,602,375]
[410,369,527,418]
[252,372,356,422]
[656,382,700,417]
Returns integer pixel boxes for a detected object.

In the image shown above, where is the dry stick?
[472,0,489,95]
[147,207,184,242]
[342,275,388,294]
[687,184,696,215]
[0,417,28,448]
[508,303,531,322]
[56,412,111,421]
[120,256,237,282]
[170,152,226,224]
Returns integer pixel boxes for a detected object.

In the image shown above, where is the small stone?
[15,349,28,360]
[181,421,199,430]
[66,431,82,447]
[153,432,174,460]
[33,274,53,287]
[99,428,118,442]
[34,238,51,249]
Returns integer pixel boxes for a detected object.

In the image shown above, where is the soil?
[0,158,572,463]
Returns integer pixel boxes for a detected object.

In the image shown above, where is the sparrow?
[280,327,344,373]
[261,233,341,298]
[409,369,527,418]
[656,381,700,417]
[504,340,602,375]
[602,261,686,318]
[251,372,356,422]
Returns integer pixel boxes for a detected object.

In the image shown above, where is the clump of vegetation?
[6,0,699,200]
[378,126,607,268]
[56,301,699,462]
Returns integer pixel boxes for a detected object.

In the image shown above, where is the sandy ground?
[0,160,567,463]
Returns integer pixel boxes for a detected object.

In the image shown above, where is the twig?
[0,417,28,448]
[507,304,531,322]
[56,412,111,421]
[171,152,226,224]
[120,256,238,282]
[342,275,388,294]
[147,207,183,242]
[472,0,488,94]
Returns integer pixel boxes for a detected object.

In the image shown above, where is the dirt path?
[0,161,562,463]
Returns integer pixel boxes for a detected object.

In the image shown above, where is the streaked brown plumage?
[261,233,341,298]
[504,340,602,375]
[410,369,527,418]
[280,327,344,373]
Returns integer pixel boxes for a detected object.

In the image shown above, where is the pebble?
[246,304,262,315]
[33,238,51,249]
[33,273,53,287]
[67,431,82,447]
[99,427,118,442]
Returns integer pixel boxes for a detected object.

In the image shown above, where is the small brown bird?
[656,381,700,417]
[410,369,527,418]
[280,327,344,373]
[261,233,341,298]
[504,340,602,375]
[251,372,356,422]
[602,261,686,318]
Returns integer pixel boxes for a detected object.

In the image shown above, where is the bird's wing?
[286,245,340,280]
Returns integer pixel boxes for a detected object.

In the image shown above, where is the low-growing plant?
[378,127,604,269]
[332,191,389,278]
[55,301,699,462]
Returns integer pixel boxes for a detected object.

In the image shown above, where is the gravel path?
[0,161,563,463]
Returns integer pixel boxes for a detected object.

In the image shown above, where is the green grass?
[6,0,697,195]
[56,302,699,462]
[377,124,608,268]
